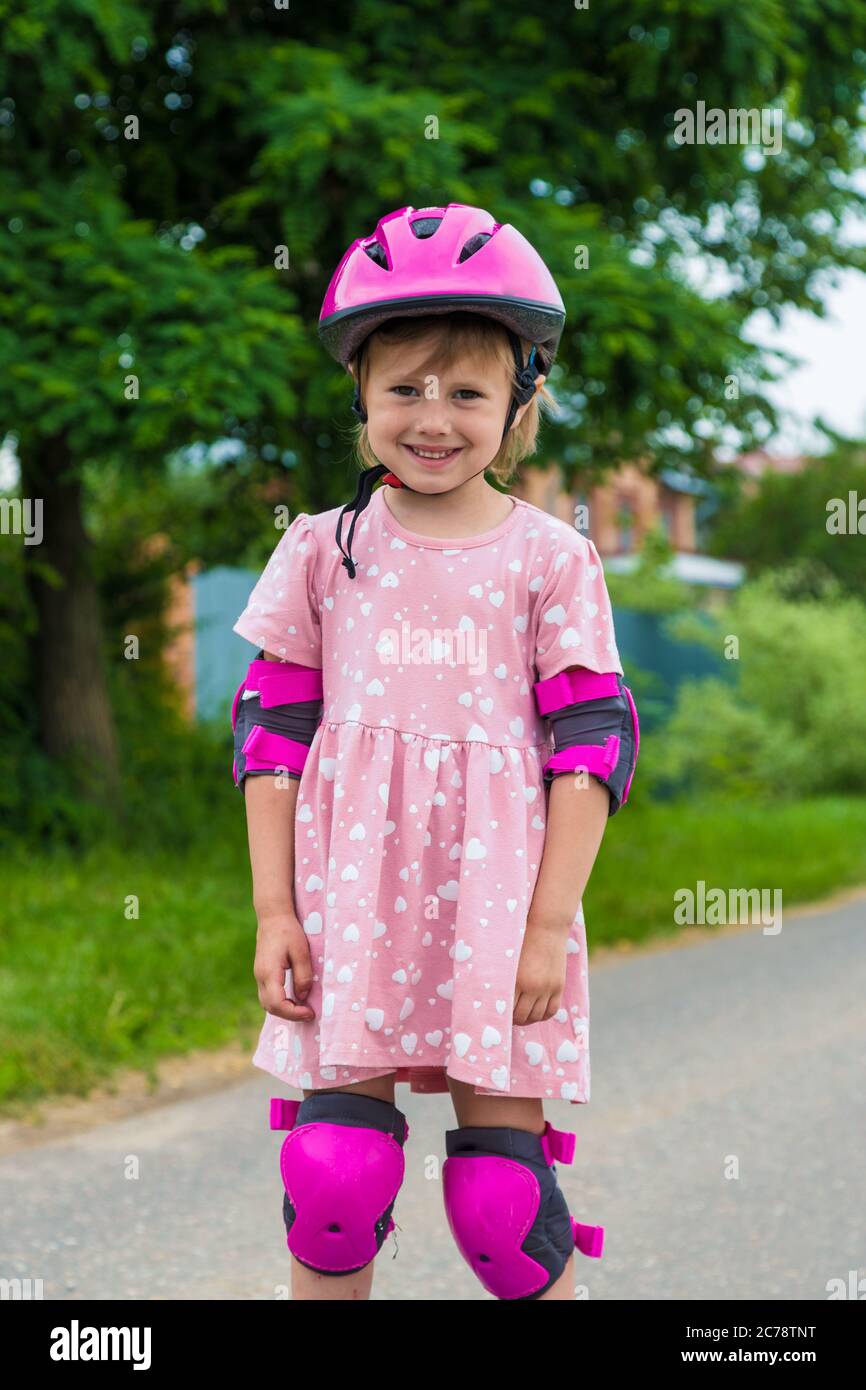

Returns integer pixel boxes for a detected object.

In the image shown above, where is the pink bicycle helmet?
[319,203,566,578]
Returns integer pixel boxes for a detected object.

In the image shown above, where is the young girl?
[231,203,639,1301]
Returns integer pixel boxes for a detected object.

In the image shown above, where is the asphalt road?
[1,893,864,1300]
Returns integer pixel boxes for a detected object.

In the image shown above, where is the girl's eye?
[389,386,482,399]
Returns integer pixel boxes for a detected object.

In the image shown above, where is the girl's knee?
[446,1078,545,1132]
[303,1072,397,1103]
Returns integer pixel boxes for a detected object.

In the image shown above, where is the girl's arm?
[526,772,609,933]
[243,761,300,922]
[514,773,608,1026]
[526,662,639,932]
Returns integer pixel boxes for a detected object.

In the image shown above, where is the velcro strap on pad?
[533,668,621,716]
[241,723,312,775]
[543,734,620,780]
[270,1096,301,1131]
[539,1121,576,1167]
[245,658,323,707]
[573,1218,605,1259]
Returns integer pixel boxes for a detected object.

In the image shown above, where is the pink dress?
[232,485,623,1105]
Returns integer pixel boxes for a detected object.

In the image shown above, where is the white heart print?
[244,496,605,1105]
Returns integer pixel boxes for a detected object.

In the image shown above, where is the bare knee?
[303,1072,397,1104]
[445,1075,545,1132]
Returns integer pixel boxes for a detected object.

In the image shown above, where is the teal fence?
[612,608,733,732]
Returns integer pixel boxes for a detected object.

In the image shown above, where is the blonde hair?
[350,312,559,487]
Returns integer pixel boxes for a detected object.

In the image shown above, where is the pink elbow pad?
[231,650,324,790]
[532,668,640,814]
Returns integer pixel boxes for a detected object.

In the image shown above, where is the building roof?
[658,467,716,496]
[603,550,745,588]
[735,449,807,478]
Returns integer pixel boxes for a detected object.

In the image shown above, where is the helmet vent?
[410,217,443,238]
[458,232,492,263]
[363,241,390,269]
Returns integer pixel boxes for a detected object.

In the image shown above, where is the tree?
[2,0,865,796]
[0,170,306,802]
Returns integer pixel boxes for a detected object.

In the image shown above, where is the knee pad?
[269,1092,410,1277]
[442,1120,603,1300]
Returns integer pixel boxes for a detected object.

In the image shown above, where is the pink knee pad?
[269,1091,410,1277]
[442,1120,603,1300]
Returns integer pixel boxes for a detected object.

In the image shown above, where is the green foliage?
[3,0,866,854]
[0,172,308,465]
[605,524,703,614]
[647,568,866,799]
[0,523,108,845]
[707,442,866,598]
[3,0,866,497]
[0,461,238,852]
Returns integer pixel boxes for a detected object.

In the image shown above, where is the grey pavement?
[1,895,864,1300]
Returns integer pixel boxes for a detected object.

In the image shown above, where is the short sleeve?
[232,513,322,667]
[533,533,623,682]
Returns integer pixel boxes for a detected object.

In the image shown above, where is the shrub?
[651,565,866,799]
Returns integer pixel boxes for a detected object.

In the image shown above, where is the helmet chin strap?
[338,332,540,576]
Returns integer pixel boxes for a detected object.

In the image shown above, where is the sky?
[749,176,866,457]
[670,179,866,459]
[746,266,866,456]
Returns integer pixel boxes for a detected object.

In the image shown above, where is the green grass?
[2,795,865,1113]
[584,793,866,944]
[0,830,264,1113]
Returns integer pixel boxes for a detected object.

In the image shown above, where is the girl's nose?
[412,396,453,432]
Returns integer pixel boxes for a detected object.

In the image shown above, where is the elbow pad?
[231,649,323,792]
[533,669,640,816]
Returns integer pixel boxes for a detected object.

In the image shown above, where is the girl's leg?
[289,1073,398,1302]
[445,1076,576,1301]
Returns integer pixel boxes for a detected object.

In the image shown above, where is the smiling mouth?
[401,444,464,466]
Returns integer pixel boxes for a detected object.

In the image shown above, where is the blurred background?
[1,1,865,1123]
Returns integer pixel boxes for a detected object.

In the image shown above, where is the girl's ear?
[512,374,547,430]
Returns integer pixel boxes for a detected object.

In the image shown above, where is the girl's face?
[358,330,543,492]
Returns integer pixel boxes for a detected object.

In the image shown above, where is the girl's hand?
[513,920,568,1026]
[254,910,316,1021]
